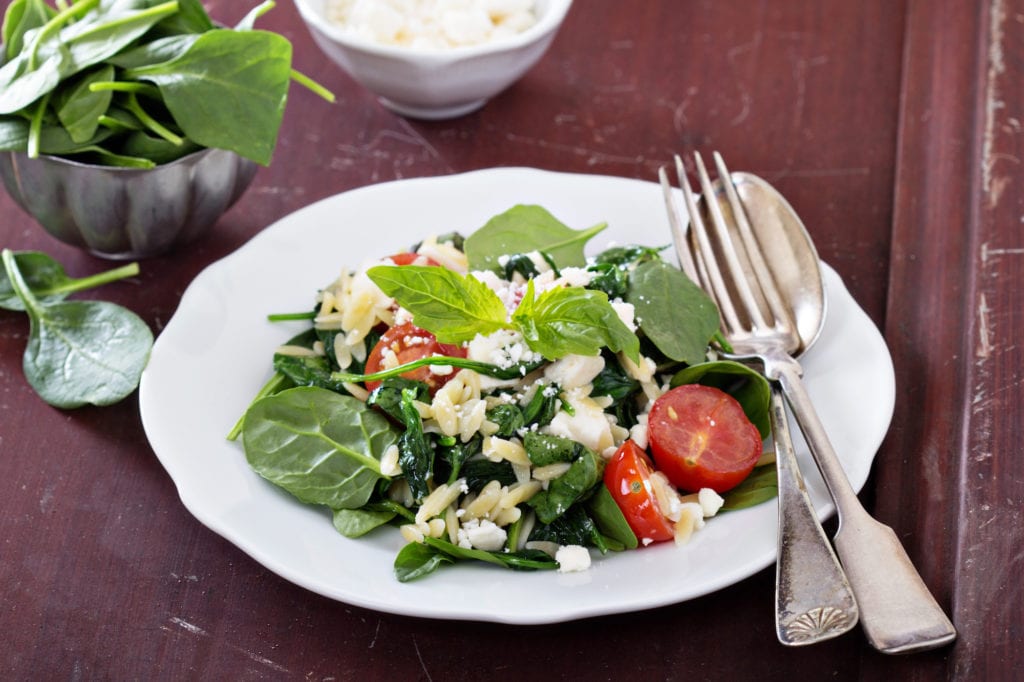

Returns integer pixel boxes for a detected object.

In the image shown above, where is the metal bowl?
[0,148,258,259]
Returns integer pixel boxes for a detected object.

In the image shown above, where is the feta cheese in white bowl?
[292,0,573,119]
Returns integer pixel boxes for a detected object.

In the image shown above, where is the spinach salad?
[232,205,776,581]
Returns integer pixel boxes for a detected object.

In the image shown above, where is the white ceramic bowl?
[292,0,573,119]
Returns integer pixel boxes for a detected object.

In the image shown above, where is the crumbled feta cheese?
[543,354,605,390]
[697,487,725,517]
[326,0,537,49]
[457,518,507,551]
[629,413,649,449]
[610,299,637,331]
[555,545,591,573]
[543,387,615,453]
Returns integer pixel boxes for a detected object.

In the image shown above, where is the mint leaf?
[464,205,607,272]
[512,281,640,362]
[367,265,508,344]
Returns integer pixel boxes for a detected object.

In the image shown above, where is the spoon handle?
[776,363,958,654]
[771,385,859,645]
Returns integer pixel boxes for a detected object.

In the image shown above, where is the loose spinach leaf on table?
[0,250,138,311]
[1,248,152,409]
[242,386,400,510]
[464,205,607,272]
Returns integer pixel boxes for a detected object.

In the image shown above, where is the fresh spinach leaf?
[628,259,720,366]
[1,248,152,408]
[52,63,113,143]
[242,386,399,509]
[513,280,640,362]
[671,360,772,438]
[366,264,508,344]
[586,484,638,550]
[2,0,54,61]
[332,506,397,538]
[394,541,454,582]
[721,462,778,510]
[464,205,607,272]
[124,29,292,165]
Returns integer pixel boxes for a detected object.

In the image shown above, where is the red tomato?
[647,384,762,493]
[384,252,440,266]
[364,323,465,392]
[604,440,675,544]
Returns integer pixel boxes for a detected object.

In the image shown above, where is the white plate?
[140,168,895,624]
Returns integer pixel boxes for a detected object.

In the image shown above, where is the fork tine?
[673,154,744,334]
[693,151,771,331]
[712,151,795,334]
[658,165,700,283]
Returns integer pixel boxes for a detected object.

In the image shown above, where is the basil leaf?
[242,387,399,510]
[721,463,778,511]
[124,29,292,165]
[366,265,508,344]
[512,280,640,362]
[464,205,607,272]
[628,259,719,366]
[671,360,772,438]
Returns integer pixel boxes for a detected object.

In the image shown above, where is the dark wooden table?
[2,0,1020,679]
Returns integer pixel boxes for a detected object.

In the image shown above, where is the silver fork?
[661,151,957,654]
[661,154,857,647]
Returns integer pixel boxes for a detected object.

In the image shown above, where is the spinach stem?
[27,0,100,69]
[267,311,316,321]
[125,93,183,146]
[89,82,162,99]
[68,0,180,46]
[40,262,140,297]
[290,69,336,103]
[1,249,42,318]
[332,356,542,384]
[27,92,50,159]
[226,372,292,441]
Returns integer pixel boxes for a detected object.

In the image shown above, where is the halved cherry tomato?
[384,252,440,266]
[647,384,762,493]
[364,322,466,392]
[604,440,675,544]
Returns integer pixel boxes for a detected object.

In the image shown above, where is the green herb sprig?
[0,0,334,168]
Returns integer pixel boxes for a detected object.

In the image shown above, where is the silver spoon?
[674,166,859,645]
[693,156,956,653]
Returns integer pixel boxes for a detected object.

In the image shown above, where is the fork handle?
[771,385,859,645]
[773,362,957,654]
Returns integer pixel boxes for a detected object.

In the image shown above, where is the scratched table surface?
[2,0,1021,679]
